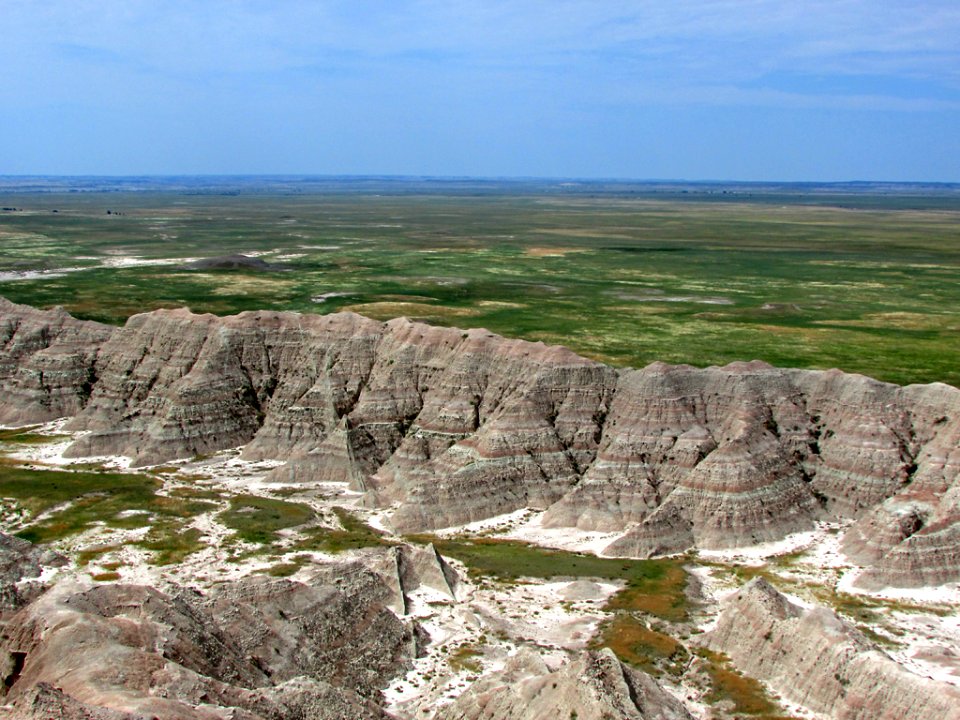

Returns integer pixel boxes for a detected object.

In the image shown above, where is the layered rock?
[438,647,692,720]
[0,532,65,617]
[0,298,113,425]
[363,544,462,615]
[843,484,960,589]
[2,298,960,584]
[0,568,414,719]
[704,578,960,720]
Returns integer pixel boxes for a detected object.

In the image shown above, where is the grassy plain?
[0,184,958,386]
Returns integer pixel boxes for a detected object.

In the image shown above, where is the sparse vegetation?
[262,560,304,577]
[696,647,796,719]
[0,462,214,544]
[137,525,206,565]
[448,642,484,674]
[0,427,66,445]
[592,614,688,677]
[292,507,391,553]
[90,571,121,582]
[219,494,315,544]
[421,537,689,621]
[76,545,121,566]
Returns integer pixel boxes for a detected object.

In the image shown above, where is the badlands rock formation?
[0,563,415,719]
[0,532,65,617]
[2,298,959,586]
[440,647,693,720]
[704,578,960,720]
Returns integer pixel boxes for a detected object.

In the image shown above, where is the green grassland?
[1,187,959,387]
[219,494,316,544]
[422,536,689,621]
[0,459,216,565]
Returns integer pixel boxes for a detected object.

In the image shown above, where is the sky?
[2,0,959,180]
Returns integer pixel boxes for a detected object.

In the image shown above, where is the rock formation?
[363,544,462,615]
[704,578,960,720]
[0,566,414,719]
[0,298,112,425]
[2,298,960,585]
[438,647,692,720]
[0,532,65,617]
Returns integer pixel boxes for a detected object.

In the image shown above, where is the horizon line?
[1,173,958,187]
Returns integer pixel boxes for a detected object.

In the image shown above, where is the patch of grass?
[697,648,796,718]
[0,427,66,445]
[261,560,304,577]
[136,525,205,565]
[592,614,688,677]
[448,642,484,674]
[805,587,947,647]
[90,571,121,582]
[269,486,307,498]
[604,562,690,621]
[219,494,316,544]
[0,464,215,544]
[292,507,391,553]
[166,486,224,500]
[423,537,689,621]
[75,544,121,567]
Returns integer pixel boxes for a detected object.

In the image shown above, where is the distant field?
[1,181,959,387]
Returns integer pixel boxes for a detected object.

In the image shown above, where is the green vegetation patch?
[219,494,316,544]
[291,507,391,553]
[448,642,484,674]
[166,485,224,501]
[591,614,688,677]
[0,427,66,445]
[423,537,689,621]
[696,648,796,719]
[75,544,121,567]
[259,554,314,577]
[0,463,215,544]
[136,525,206,566]
[90,571,121,582]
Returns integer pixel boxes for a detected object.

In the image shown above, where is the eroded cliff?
[2,298,959,587]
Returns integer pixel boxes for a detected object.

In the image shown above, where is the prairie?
[1,179,958,387]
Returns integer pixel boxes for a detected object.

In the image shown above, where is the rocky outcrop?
[202,570,416,697]
[0,298,112,425]
[0,569,413,720]
[2,299,960,584]
[0,532,65,617]
[438,647,692,720]
[364,544,462,614]
[843,484,960,589]
[704,578,960,720]
[841,388,960,588]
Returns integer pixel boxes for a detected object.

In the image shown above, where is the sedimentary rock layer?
[704,578,960,720]
[0,568,413,719]
[0,532,65,617]
[0,298,112,425]
[439,647,692,720]
[2,298,959,584]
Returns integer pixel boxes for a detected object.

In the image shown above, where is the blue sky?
[3,1,959,180]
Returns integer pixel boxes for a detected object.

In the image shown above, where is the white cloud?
[2,0,958,110]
